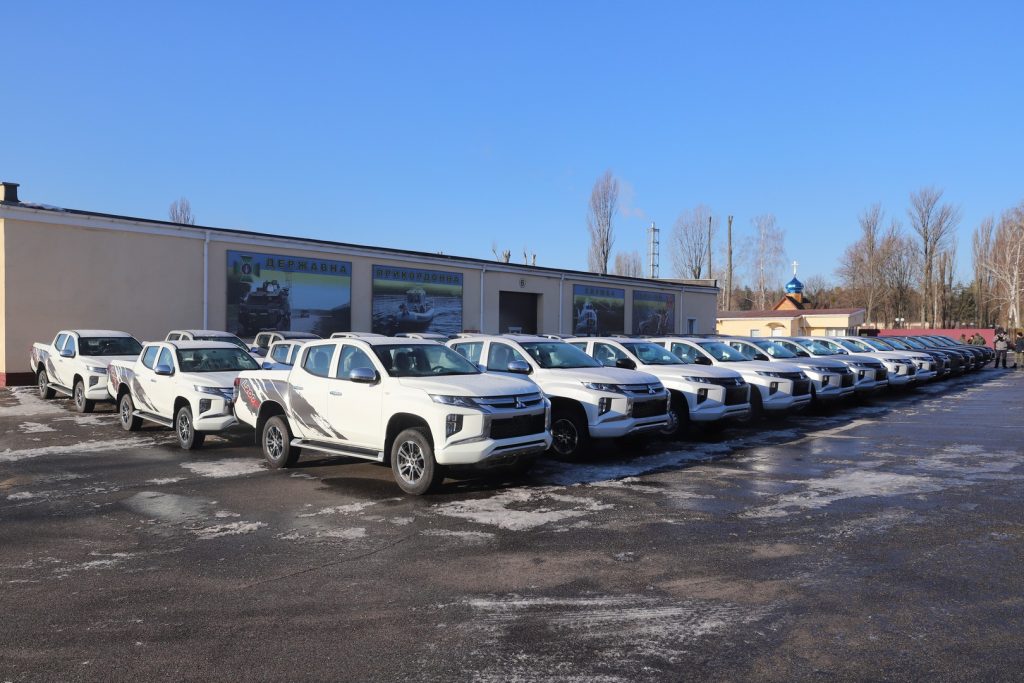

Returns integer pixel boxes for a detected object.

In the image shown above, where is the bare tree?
[801,274,832,308]
[981,203,1024,331]
[837,204,888,324]
[168,197,196,225]
[972,217,995,326]
[586,170,619,274]
[670,205,717,279]
[613,251,643,278]
[882,222,919,325]
[908,187,961,327]
[744,214,786,309]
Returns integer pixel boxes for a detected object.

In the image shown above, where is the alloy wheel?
[551,418,578,455]
[396,440,425,484]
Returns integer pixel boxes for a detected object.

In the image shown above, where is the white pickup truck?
[108,340,261,449]
[31,330,143,412]
[232,337,551,495]
[166,329,251,352]
[250,331,321,357]
[260,339,311,370]
[447,335,669,458]
[567,336,750,437]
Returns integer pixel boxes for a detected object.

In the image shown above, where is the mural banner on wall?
[371,265,463,335]
[632,290,675,335]
[227,251,351,337]
[572,284,625,335]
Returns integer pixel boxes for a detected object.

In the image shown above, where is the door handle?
[292,386,304,391]
[149,379,157,383]
[329,390,343,396]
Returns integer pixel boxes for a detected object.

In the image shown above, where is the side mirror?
[614,357,637,370]
[59,347,75,358]
[507,360,532,375]
[348,367,378,384]
[695,355,713,365]
[755,353,769,361]
[797,351,810,357]
[154,363,174,376]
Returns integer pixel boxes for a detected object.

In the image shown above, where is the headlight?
[194,385,233,398]
[582,382,625,393]
[755,371,783,378]
[85,365,108,374]
[430,394,479,409]
[681,376,714,384]
[809,366,835,373]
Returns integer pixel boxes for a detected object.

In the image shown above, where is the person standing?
[959,333,968,344]
[993,330,1009,368]
[1014,331,1024,369]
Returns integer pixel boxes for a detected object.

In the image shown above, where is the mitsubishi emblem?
[515,397,525,409]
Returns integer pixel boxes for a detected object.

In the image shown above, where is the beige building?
[0,181,718,385]
[716,308,867,338]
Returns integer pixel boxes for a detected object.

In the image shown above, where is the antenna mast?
[647,221,660,278]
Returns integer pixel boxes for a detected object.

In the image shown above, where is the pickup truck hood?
[180,371,243,389]
[90,354,140,364]
[397,374,537,397]
[537,366,661,385]
[639,363,742,380]
[778,357,848,370]
[717,359,803,374]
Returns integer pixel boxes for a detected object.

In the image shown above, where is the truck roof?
[170,329,240,336]
[161,340,242,350]
[451,334,552,344]
[67,329,134,337]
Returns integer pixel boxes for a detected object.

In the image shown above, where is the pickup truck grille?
[875,369,888,381]
[840,373,855,388]
[705,377,744,387]
[724,385,749,405]
[621,383,663,396]
[632,399,667,418]
[792,380,811,397]
[490,414,546,440]
[476,393,545,410]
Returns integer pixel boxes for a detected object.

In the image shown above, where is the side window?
[593,342,625,367]
[54,333,69,351]
[452,342,483,364]
[167,333,180,341]
[255,334,270,349]
[487,343,527,371]
[157,348,174,370]
[568,342,588,351]
[301,344,337,378]
[336,346,376,379]
[141,346,159,369]
[64,336,77,355]
[271,344,291,364]
[670,343,698,363]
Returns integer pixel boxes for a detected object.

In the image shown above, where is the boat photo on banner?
[572,284,625,336]
[227,250,352,337]
[632,290,675,335]
[371,265,464,335]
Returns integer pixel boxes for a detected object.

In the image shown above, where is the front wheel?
[660,394,688,439]
[73,380,95,413]
[175,405,205,450]
[38,369,56,400]
[391,428,442,495]
[548,408,589,459]
[119,393,142,431]
[262,415,300,468]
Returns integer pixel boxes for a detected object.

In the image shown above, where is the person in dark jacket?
[993,330,1010,368]
[1014,331,1024,369]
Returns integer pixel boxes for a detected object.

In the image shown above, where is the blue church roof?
[785,276,804,294]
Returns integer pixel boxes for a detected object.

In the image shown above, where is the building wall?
[0,219,6,382]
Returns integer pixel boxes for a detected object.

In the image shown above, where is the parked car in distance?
[784,337,889,395]
[250,331,321,357]
[647,336,811,420]
[166,329,251,353]
[31,330,143,413]
[567,336,750,437]
[720,337,855,406]
[261,339,311,370]
[448,335,669,458]
[830,337,921,387]
[893,336,966,375]
[846,336,939,382]
[108,341,260,449]
[330,332,387,339]
[233,338,551,495]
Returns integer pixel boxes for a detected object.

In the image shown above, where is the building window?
[749,329,761,337]
[687,318,697,334]
[826,328,844,337]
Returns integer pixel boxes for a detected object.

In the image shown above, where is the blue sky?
[5,1,1023,283]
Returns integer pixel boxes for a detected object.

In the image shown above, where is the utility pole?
[726,215,733,310]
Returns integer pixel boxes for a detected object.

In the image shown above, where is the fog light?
[697,388,708,404]
[821,376,830,386]
[89,376,99,387]
[199,399,211,414]
[769,382,779,395]
[858,370,865,379]
[446,414,463,438]
[598,397,612,415]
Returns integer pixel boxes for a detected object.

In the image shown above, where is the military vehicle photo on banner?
[572,284,625,336]
[633,290,675,335]
[227,251,352,337]
[371,265,463,336]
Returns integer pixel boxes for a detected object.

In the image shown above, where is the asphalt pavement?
[1,367,1022,682]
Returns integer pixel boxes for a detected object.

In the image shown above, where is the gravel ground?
[1,368,1022,682]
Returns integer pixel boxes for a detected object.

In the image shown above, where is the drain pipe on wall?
[479,268,486,332]
[202,230,210,328]
[558,274,565,333]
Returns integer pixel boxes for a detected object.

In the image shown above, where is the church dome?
[785,276,804,294]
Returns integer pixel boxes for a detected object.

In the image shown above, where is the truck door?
[288,342,338,441]
[53,334,77,388]
[328,344,384,451]
[149,347,179,418]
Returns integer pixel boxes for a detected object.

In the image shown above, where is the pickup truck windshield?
[837,339,870,353]
[751,340,798,358]
[79,337,143,356]
[862,338,896,351]
[519,342,601,369]
[621,342,685,365]
[177,348,260,372]
[797,338,846,355]
[373,344,480,377]
[697,341,751,362]
[193,335,249,351]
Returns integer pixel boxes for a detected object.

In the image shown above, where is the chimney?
[0,182,20,203]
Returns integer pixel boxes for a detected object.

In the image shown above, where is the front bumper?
[194,396,238,431]
[435,404,551,465]
[84,373,115,401]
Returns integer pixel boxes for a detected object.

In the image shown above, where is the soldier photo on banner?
[632,290,675,335]
[572,284,625,336]
[371,265,464,336]
[227,251,351,337]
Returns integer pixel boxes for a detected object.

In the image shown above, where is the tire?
[660,393,689,439]
[548,407,589,458]
[262,415,300,469]
[739,388,764,424]
[119,393,142,431]
[175,405,205,450]
[38,369,56,400]
[390,428,442,495]
[73,379,95,413]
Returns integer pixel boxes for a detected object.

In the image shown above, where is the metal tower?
[647,222,660,279]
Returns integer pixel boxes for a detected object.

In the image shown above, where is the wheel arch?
[385,413,433,465]
[255,402,287,446]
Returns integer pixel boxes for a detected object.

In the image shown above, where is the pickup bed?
[31,330,143,413]
[108,340,260,449]
[233,337,551,495]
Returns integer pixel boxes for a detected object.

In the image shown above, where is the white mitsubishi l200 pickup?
[31,330,143,413]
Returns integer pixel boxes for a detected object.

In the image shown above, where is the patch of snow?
[0,438,158,462]
[192,521,266,539]
[421,529,494,542]
[180,459,265,478]
[7,491,43,500]
[318,527,367,540]
[298,499,397,517]
[19,422,56,434]
[214,510,241,518]
[145,477,184,485]
[432,487,612,531]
